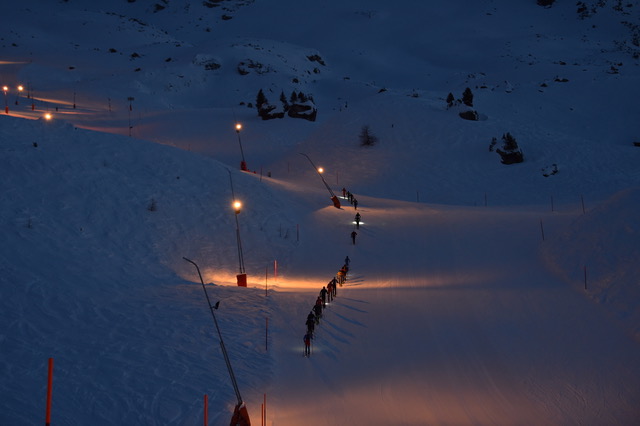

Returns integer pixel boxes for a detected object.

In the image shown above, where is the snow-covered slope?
[1,0,640,424]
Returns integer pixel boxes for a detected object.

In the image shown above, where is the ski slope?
[265,195,640,425]
[1,0,640,424]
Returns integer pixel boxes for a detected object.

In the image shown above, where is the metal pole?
[235,214,245,274]
[236,129,246,164]
[228,170,245,274]
[182,257,244,405]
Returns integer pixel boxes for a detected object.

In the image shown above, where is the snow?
[1,0,640,424]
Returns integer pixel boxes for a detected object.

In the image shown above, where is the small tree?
[496,132,524,164]
[279,91,289,112]
[462,87,474,107]
[256,89,267,110]
[446,92,455,108]
[359,125,378,147]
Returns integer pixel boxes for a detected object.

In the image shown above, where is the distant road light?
[318,167,324,173]
[44,113,52,120]
[233,200,242,213]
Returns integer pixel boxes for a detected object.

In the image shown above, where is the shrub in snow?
[495,133,524,164]
[359,125,378,147]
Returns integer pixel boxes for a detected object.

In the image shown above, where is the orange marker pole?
[204,394,208,425]
[45,358,53,426]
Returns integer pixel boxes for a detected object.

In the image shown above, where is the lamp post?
[15,85,23,105]
[3,86,8,114]
[233,199,247,286]
[228,170,247,286]
[235,123,247,171]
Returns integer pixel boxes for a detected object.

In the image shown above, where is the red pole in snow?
[45,358,53,426]
[204,394,208,426]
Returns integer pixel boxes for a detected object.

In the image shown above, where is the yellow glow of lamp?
[317,167,324,173]
[235,123,242,132]
[233,200,242,213]
[44,113,52,120]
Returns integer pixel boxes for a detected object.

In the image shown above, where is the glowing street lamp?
[15,85,23,105]
[3,86,8,114]
[232,199,247,286]
[44,113,52,121]
[228,170,248,286]
[235,123,247,171]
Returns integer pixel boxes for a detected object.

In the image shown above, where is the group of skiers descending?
[303,256,350,357]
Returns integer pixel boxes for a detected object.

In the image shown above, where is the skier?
[342,187,346,198]
[344,256,350,267]
[327,281,334,302]
[331,276,338,296]
[353,198,358,210]
[320,286,328,307]
[351,230,357,245]
[307,311,316,325]
[306,314,315,335]
[303,332,313,356]
[316,296,324,316]
[355,212,361,228]
[315,297,323,317]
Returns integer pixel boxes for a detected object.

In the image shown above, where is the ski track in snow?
[266,198,640,425]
